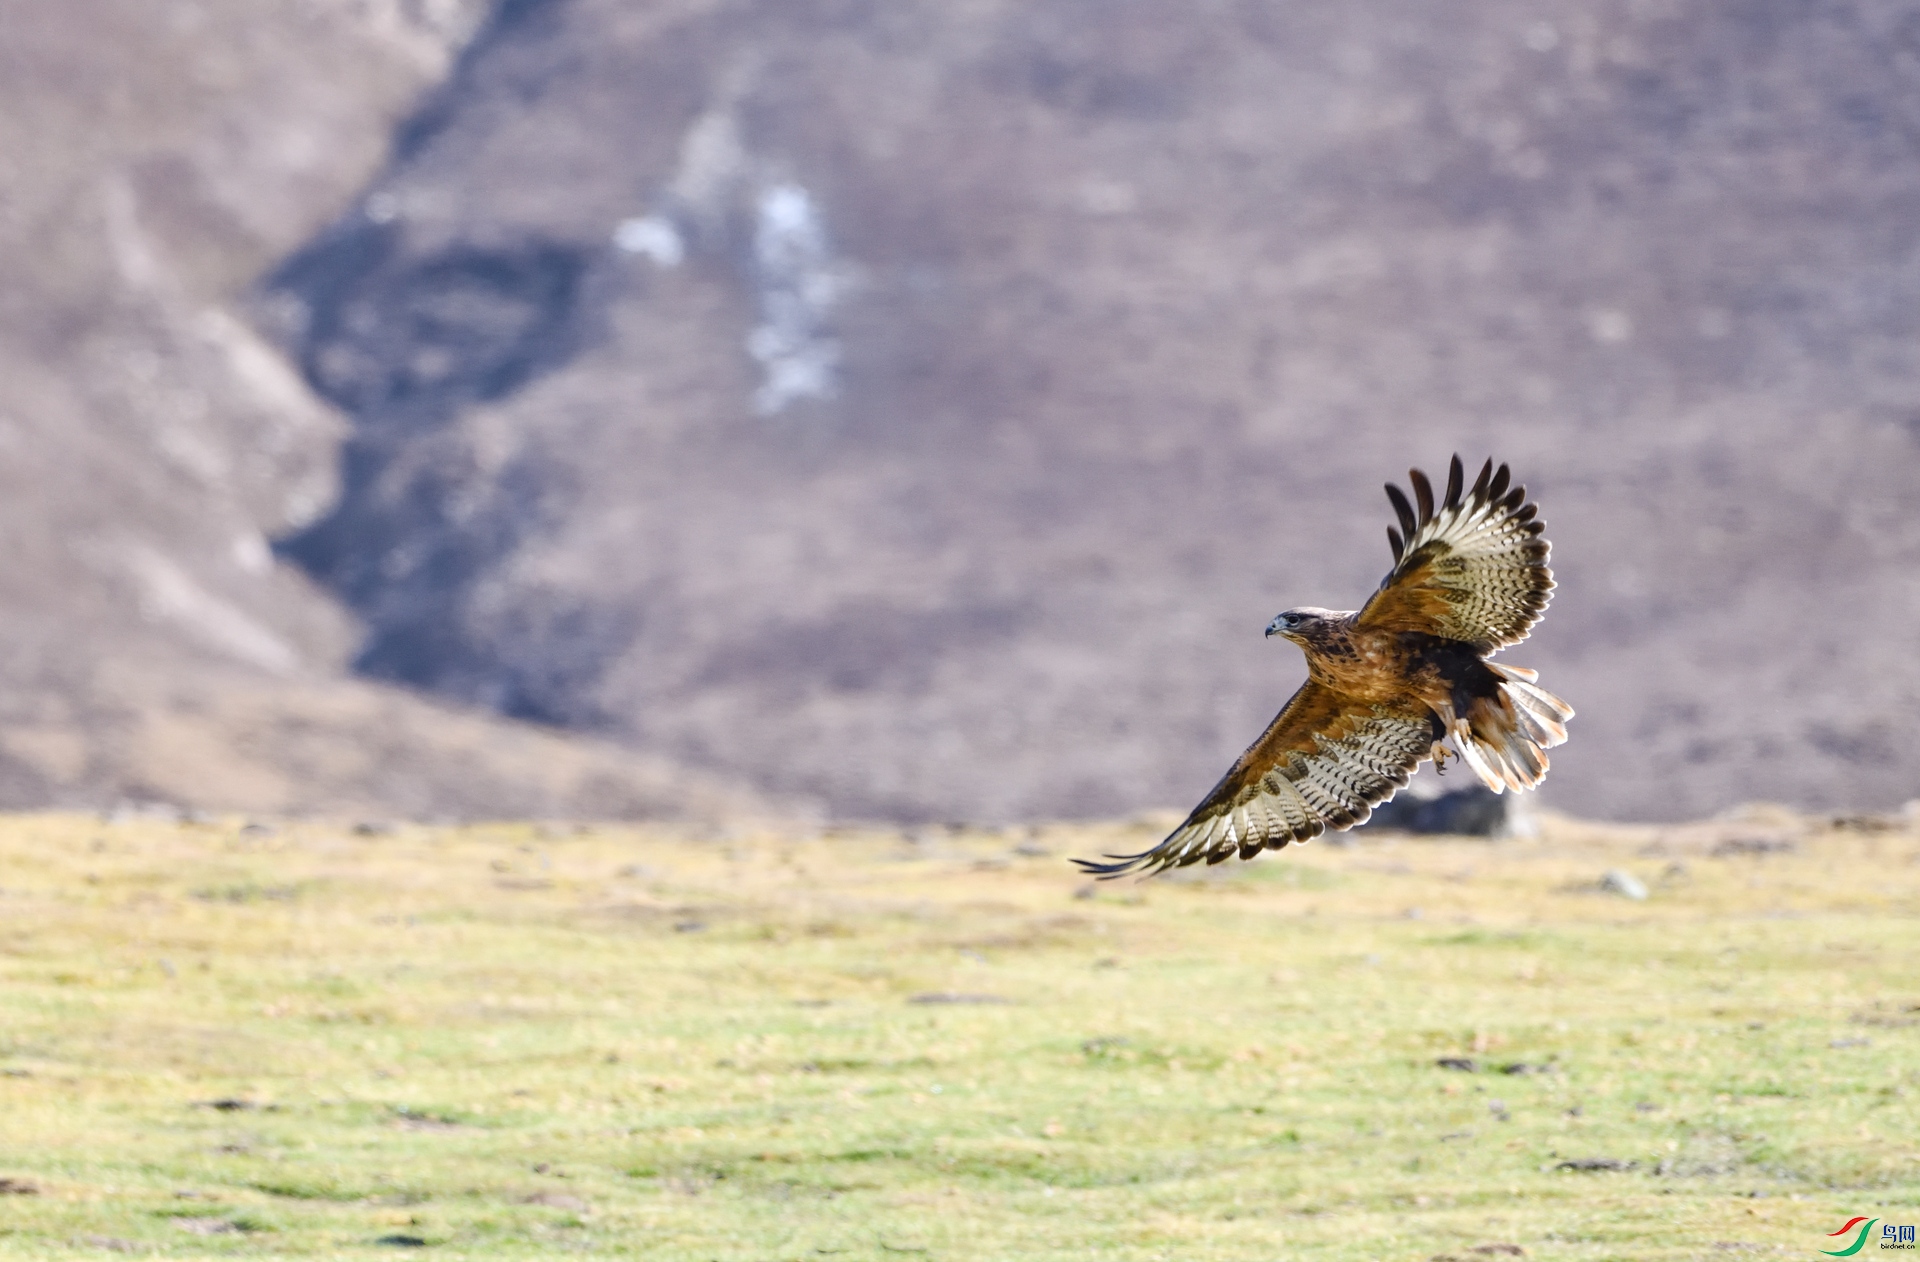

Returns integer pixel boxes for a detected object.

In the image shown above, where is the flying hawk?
[1076,456,1572,878]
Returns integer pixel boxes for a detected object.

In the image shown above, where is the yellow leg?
[1430,741,1452,774]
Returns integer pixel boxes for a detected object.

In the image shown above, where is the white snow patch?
[613,215,684,267]
[746,184,845,415]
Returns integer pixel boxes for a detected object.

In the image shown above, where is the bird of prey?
[1076,456,1571,878]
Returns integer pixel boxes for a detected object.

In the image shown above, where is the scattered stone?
[1654,1146,1741,1178]
[0,1177,39,1194]
[1852,1009,1919,1028]
[375,1234,428,1247]
[671,920,706,933]
[353,821,397,837]
[1710,837,1795,857]
[173,1217,241,1235]
[196,1098,256,1112]
[907,992,1011,1005]
[81,1237,138,1252]
[522,1191,588,1210]
[1469,1248,1526,1258]
[1831,814,1896,832]
[1829,1037,1871,1049]
[1600,869,1648,900]
[1499,1062,1553,1075]
[1435,1057,1478,1072]
[192,882,298,904]
[1555,1157,1637,1172]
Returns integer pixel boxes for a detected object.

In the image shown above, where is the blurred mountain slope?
[260,0,1920,822]
[0,0,780,822]
[5,0,1920,825]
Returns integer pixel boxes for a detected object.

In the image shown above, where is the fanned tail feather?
[1453,668,1573,795]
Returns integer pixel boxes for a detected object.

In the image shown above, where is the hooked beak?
[1264,617,1287,639]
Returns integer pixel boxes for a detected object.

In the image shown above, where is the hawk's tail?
[1448,664,1573,794]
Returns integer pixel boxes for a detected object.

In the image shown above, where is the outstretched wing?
[1074,681,1436,878]
[1357,456,1552,652]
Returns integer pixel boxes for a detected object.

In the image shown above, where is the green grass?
[0,809,1916,1259]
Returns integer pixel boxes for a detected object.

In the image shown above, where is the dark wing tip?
[1444,455,1464,509]
[1409,467,1435,524]
[1387,524,1404,561]
[1470,457,1494,500]
[1070,851,1157,880]
[1487,463,1512,501]
[1384,482,1417,538]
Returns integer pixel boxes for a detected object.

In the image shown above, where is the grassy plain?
[0,807,1916,1260]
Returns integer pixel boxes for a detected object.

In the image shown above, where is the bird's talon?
[1430,742,1451,774]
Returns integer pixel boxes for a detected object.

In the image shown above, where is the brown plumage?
[1076,456,1572,878]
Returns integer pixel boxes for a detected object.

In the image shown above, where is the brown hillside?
[4,1,1919,822]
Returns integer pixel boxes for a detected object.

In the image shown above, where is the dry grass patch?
[0,809,1916,1258]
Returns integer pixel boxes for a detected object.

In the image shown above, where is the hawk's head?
[1264,606,1343,644]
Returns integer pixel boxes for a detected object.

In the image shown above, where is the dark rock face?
[283,228,592,422]
[1368,787,1510,838]
[261,0,1920,822]
[271,220,604,716]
